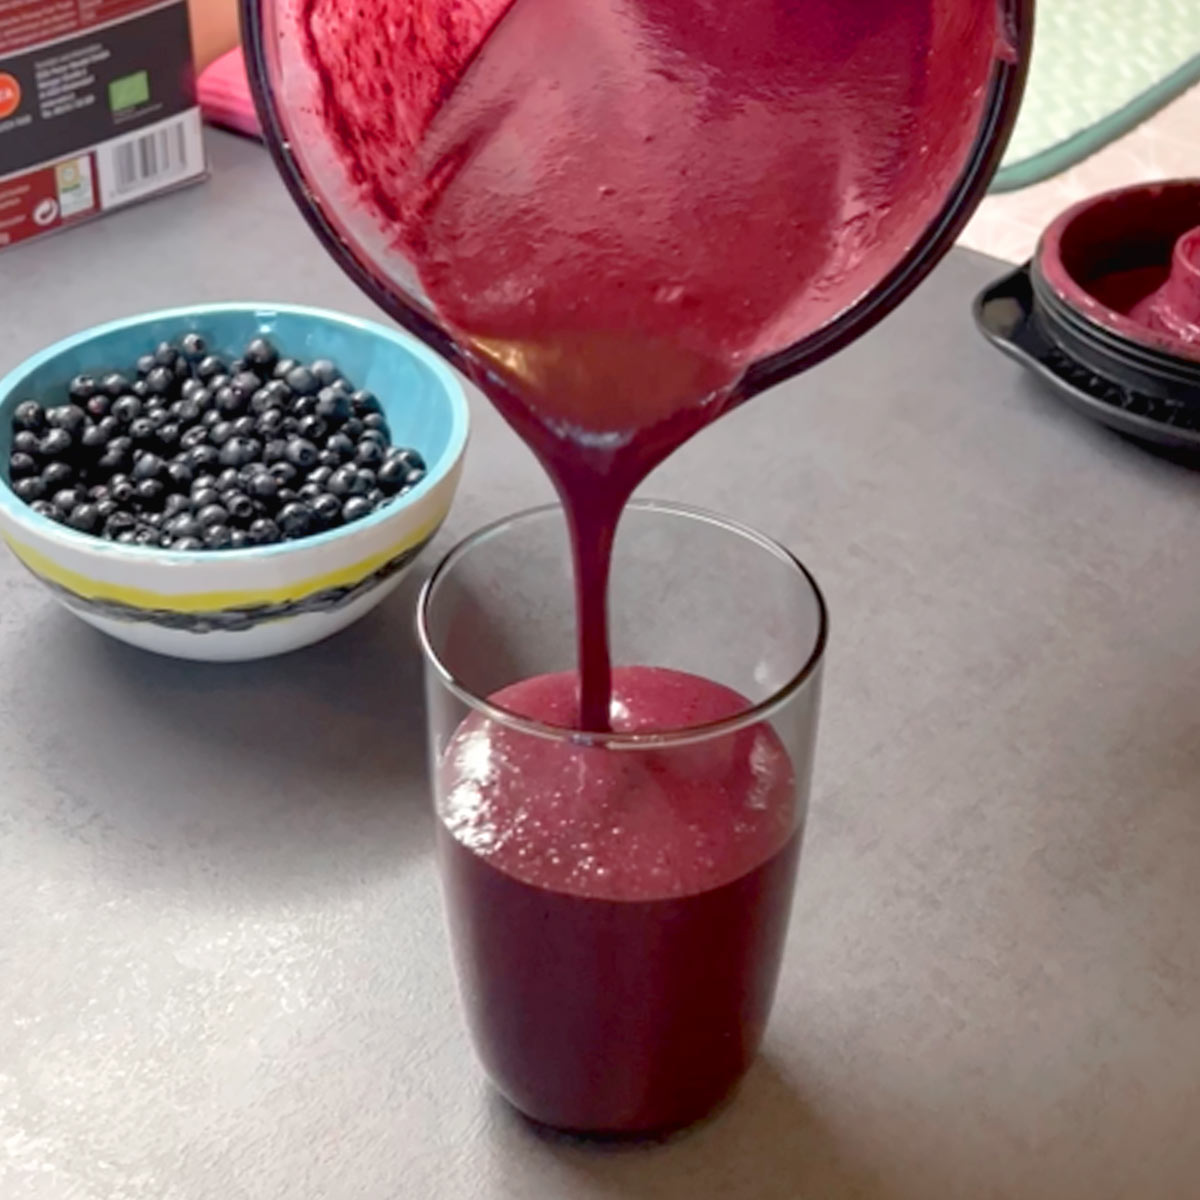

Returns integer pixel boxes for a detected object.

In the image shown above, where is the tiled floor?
[958,83,1200,263]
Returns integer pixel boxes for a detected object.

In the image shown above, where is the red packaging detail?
[0,155,98,248]
[0,0,163,57]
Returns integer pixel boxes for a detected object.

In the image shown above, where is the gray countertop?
[3,130,1200,1200]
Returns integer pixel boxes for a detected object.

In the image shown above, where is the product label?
[0,0,201,249]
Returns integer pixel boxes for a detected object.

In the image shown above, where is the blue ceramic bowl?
[0,303,469,660]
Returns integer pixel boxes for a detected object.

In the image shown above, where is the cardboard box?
[0,0,206,251]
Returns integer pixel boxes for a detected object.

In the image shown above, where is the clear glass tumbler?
[418,501,827,1134]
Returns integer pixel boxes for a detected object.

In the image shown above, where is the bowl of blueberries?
[0,302,469,661]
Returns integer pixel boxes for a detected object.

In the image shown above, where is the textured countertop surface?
[2,131,1199,1200]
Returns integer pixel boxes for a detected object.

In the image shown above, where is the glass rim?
[416,499,828,750]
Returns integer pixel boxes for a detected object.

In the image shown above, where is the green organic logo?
[109,71,150,113]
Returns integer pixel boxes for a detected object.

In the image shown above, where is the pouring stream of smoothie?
[298,0,1001,727]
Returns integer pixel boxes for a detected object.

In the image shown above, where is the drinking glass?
[418,502,827,1133]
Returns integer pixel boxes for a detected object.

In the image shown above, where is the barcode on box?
[96,110,204,210]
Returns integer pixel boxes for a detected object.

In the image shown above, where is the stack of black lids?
[975,179,1200,450]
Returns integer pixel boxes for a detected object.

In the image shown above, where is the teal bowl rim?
[0,302,470,563]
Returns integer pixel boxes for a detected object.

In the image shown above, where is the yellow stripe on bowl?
[3,513,445,613]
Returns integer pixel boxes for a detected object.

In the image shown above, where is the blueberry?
[327,465,357,498]
[197,503,229,531]
[163,492,191,519]
[215,386,246,417]
[248,516,281,544]
[255,408,285,438]
[153,341,177,368]
[67,503,101,533]
[285,365,318,397]
[359,429,388,449]
[172,399,202,426]
[341,496,373,524]
[392,448,425,474]
[150,366,180,397]
[208,420,236,446]
[250,388,282,417]
[404,466,426,489]
[41,461,75,491]
[165,461,194,492]
[228,416,254,440]
[353,468,375,494]
[85,394,112,420]
[269,462,299,487]
[80,425,110,458]
[52,487,83,514]
[285,438,318,470]
[377,456,408,492]
[157,423,181,453]
[310,359,339,387]
[215,468,241,493]
[97,415,121,439]
[200,409,222,430]
[244,337,279,372]
[12,430,39,456]
[273,357,299,381]
[222,491,255,523]
[186,444,220,474]
[100,371,131,399]
[298,482,323,502]
[135,354,157,378]
[95,498,117,521]
[97,449,129,476]
[231,370,261,396]
[13,400,46,432]
[315,387,351,424]
[343,417,364,439]
[136,479,166,509]
[311,492,341,526]
[180,378,209,402]
[246,472,278,502]
[167,513,202,540]
[355,440,385,469]
[9,452,37,478]
[180,425,208,452]
[30,499,57,520]
[281,417,300,437]
[203,524,233,549]
[145,406,170,430]
[367,488,387,508]
[278,501,314,539]
[68,375,98,403]
[196,355,227,382]
[109,476,135,504]
[351,389,381,415]
[362,412,388,433]
[276,487,299,505]
[131,380,152,400]
[180,332,207,360]
[14,476,46,503]
[191,486,221,511]
[112,395,143,424]
[317,449,341,470]
[106,510,137,535]
[262,438,289,466]
[129,418,157,447]
[40,428,73,458]
[325,432,355,462]
[172,536,204,551]
[219,437,260,469]
[298,415,328,443]
[132,453,165,482]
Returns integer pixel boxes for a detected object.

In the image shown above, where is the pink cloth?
[197,49,262,140]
